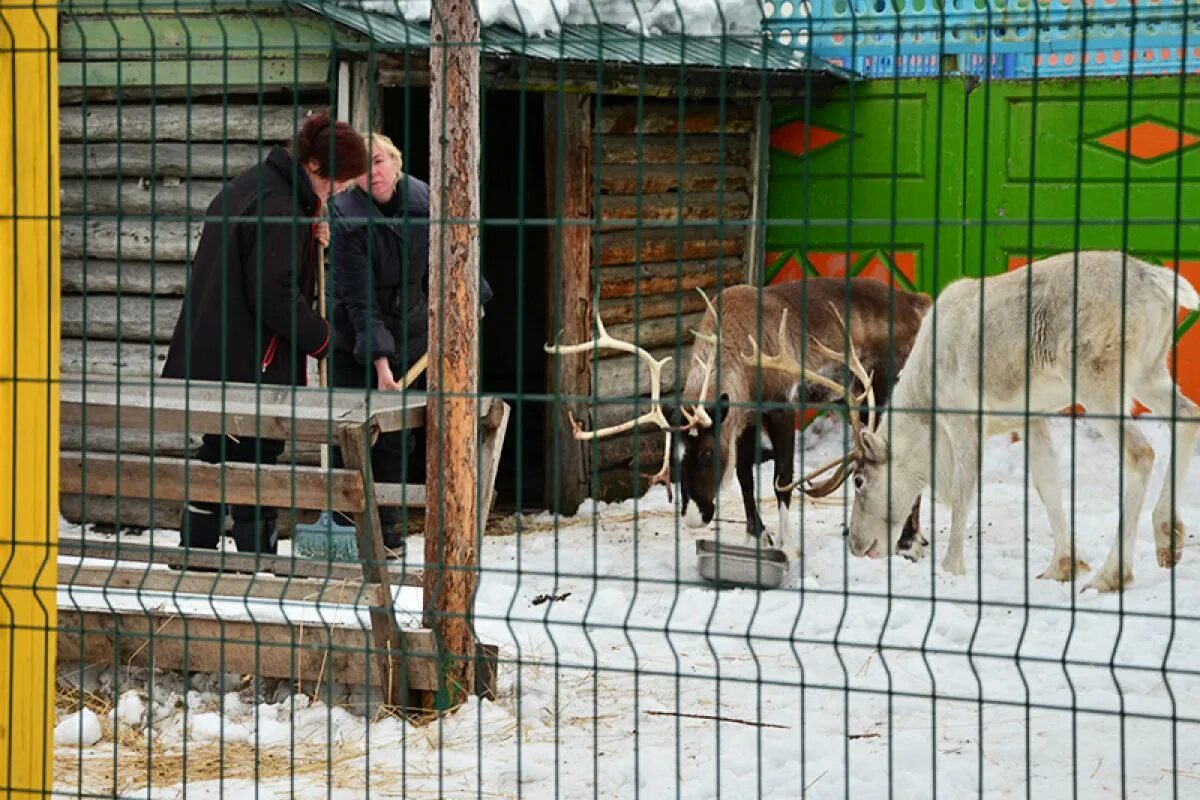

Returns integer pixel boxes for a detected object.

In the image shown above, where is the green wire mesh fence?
[1,0,1197,795]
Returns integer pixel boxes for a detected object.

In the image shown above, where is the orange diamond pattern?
[1095,120,1200,162]
[770,121,845,158]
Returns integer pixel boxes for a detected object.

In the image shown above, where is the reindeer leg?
[939,433,978,576]
[1027,419,1090,581]
[766,410,799,558]
[1084,396,1154,593]
[1138,370,1199,570]
[736,425,767,545]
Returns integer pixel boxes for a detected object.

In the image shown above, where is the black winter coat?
[330,178,493,373]
[162,147,330,385]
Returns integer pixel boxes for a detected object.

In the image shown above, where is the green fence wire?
[3,0,1197,795]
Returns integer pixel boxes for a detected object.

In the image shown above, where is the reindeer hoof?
[1083,567,1133,593]
[1157,546,1183,569]
[1037,557,1091,582]
[1155,521,1184,568]
[941,555,966,576]
[899,534,929,563]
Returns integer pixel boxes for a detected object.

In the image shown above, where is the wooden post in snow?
[424,0,481,709]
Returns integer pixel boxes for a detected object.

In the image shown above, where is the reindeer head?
[742,304,915,557]
[672,392,731,528]
[842,424,909,558]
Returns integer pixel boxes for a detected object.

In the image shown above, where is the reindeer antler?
[546,312,712,499]
[739,304,877,496]
[546,312,674,439]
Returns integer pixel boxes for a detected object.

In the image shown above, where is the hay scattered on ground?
[55,738,371,796]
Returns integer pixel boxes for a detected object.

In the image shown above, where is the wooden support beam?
[426,0,482,710]
[338,422,409,707]
[56,611,498,699]
[59,563,422,602]
[350,59,378,134]
[544,92,593,515]
[60,451,369,512]
[57,611,441,695]
[56,538,422,584]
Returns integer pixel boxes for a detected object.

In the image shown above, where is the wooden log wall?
[59,101,324,531]
[588,99,756,500]
[55,0,349,529]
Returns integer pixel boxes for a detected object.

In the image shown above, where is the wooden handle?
[316,215,329,389]
[401,353,428,389]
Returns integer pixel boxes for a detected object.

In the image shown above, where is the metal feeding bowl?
[695,538,790,590]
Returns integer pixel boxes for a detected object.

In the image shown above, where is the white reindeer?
[806,251,1198,592]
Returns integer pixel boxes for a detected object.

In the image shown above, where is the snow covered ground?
[54,414,1200,798]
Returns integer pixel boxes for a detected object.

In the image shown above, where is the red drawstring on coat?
[261,199,323,378]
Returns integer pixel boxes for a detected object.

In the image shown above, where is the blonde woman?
[330,134,492,547]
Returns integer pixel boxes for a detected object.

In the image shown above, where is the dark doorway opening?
[381,86,548,512]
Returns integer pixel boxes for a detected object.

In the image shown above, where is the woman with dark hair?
[164,110,368,555]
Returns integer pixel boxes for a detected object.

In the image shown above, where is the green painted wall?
[768,76,1200,286]
[765,76,1200,398]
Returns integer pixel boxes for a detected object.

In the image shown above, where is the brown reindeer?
[546,277,932,558]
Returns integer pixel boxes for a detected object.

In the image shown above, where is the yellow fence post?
[0,0,59,793]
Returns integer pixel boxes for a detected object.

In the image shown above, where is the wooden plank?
[599,191,751,227]
[61,425,197,457]
[60,380,420,443]
[337,423,408,705]
[59,103,322,142]
[744,98,767,285]
[600,135,750,167]
[60,376,426,424]
[60,451,369,512]
[593,344,681,400]
[596,226,744,267]
[62,295,180,343]
[60,424,320,464]
[597,164,749,196]
[598,292,711,325]
[479,399,510,515]
[56,611,442,695]
[59,563,425,601]
[595,429,669,474]
[59,494,184,532]
[60,178,222,215]
[602,313,705,353]
[61,338,167,378]
[59,58,332,91]
[61,220,203,261]
[59,15,340,61]
[62,259,188,295]
[56,537,420,582]
[597,260,744,301]
[544,92,592,515]
[596,102,754,135]
[595,463,661,503]
[61,142,264,178]
[349,60,378,136]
